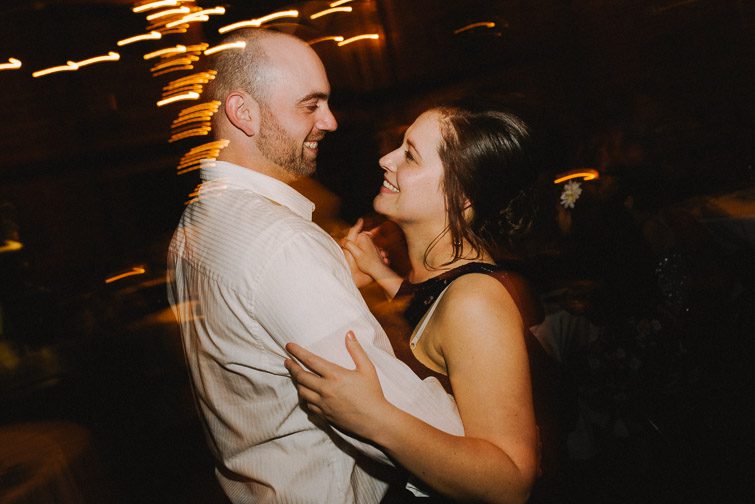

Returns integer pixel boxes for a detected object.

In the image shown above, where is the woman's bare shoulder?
[434,273,523,342]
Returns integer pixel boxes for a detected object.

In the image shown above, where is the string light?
[204,41,246,55]
[145,6,190,21]
[144,45,187,60]
[69,51,120,68]
[117,32,162,46]
[553,169,600,184]
[0,58,22,71]
[310,7,352,20]
[157,91,200,107]
[307,36,344,45]
[133,0,179,13]
[105,267,146,284]
[219,10,299,34]
[337,34,379,46]
[453,22,496,34]
[32,63,78,78]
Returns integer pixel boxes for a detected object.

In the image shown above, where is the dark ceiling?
[0,0,753,285]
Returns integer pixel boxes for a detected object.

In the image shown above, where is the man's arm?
[254,230,464,460]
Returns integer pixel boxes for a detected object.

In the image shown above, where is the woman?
[285,106,566,503]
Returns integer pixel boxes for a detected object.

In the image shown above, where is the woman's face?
[373,110,448,229]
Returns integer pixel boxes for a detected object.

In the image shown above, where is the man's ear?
[225,91,259,137]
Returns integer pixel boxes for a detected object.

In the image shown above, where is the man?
[168,30,463,504]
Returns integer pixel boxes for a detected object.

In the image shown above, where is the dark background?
[1,1,752,503]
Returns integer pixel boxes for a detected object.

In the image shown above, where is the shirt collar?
[200,159,315,221]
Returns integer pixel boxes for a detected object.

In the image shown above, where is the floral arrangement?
[560,180,583,209]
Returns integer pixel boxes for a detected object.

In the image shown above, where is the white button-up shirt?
[168,160,463,504]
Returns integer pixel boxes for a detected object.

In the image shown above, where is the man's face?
[255,40,337,179]
[257,103,319,178]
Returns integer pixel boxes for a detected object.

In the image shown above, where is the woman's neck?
[403,224,493,283]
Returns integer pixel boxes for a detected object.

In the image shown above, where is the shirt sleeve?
[254,228,464,462]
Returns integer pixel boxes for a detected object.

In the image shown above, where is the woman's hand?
[342,219,402,298]
[340,218,382,288]
[342,219,389,278]
[284,331,391,439]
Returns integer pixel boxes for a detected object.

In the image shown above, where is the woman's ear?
[225,91,260,137]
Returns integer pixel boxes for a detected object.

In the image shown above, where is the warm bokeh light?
[307,36,345,46]
[553,169,600,184]
[0,58,22,71]
[169,100,221,143]
[184,184,202,205]
[310,7,353,20]
[165,14,209,29]
[117,31,162,46]
[0,240,23,253]
[105,266,146,284]
[150,56,199,73]
[32,63,77,78]
[69,52,120,68]
[177,139,229,174]
[163,71,217,92]
[218,10,299,34]
[145,6,190,21]
[204,41,247,55]
[152,64,194,77]
[157,91,200,107]
[337,34,380,46]
[192,6,226,17]
[453,22,496,34]
[133,0,179,13]
[329,0,353,6]
[144,45,187,60]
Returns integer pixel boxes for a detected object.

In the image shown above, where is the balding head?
[207,29,337,182]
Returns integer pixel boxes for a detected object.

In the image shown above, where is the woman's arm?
[285,275,539,503]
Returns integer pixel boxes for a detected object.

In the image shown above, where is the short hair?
[433,106,538,263]
[204,30,286,111]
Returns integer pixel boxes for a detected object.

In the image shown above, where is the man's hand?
[284,331,391,440]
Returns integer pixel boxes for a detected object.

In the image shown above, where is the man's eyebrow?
[406,138,423,161]
[298,92,329,103]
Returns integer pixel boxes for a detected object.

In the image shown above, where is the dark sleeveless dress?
[381,262,575,504]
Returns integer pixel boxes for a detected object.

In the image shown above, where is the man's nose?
[316,107,337,132]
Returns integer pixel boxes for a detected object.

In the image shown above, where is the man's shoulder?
[182,187,338,259]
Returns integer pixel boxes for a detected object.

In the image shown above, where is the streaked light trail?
[454,22,496,34]
[0,58,22,71]
[310,7,352,20]
[117,31,162,46]
[219,10,299,34]
[337,34,379,46]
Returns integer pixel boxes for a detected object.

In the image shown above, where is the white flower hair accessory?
[560,180,583,209]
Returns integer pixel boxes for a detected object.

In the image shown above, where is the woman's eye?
[404,150,414,162]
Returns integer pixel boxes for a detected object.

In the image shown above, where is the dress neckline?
[397,262,501,328]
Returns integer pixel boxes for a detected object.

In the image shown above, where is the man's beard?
[257,105,315,178]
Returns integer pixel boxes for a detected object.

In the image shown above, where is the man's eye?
[404,150,414,162]
[305,103,319,112]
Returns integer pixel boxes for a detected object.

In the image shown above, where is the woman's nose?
[379,151,397,172]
